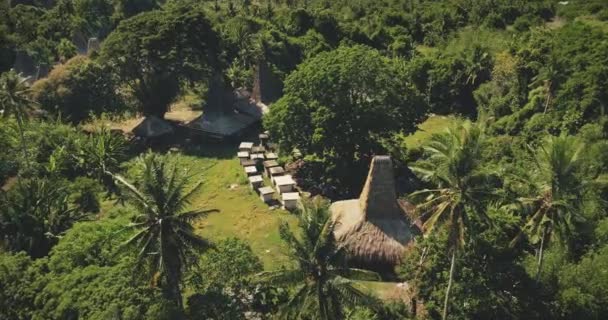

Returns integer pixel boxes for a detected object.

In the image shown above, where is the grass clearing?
[169,144,299,270]
[403,115,461,149]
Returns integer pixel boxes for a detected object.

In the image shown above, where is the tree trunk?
[15,113,29,168]
[442,249,457,320]
[536,226,547,283]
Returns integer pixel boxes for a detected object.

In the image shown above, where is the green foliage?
[56,38,77,62]
[410,121,496,248]
[77,126,127,193]
[187,238,283,319]
[0,177,89,258]
[115,151,216,311]
[0,252,37,320]
[409,121,502,319]
[265,45,425,196]
[101,3,219,117]
[398,207,543,320]
[69,177,103,213]
[0,70,36,165]
[0,118,20,182]
[192,237,263,291]
[31,216,173,320]
[557,245,608,319]
[31,55,124,122]
[258,198,384,319]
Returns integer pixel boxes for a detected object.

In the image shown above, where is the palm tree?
[528,51,561,114]
[409,121,494,320]
[0,71,36,164]
[113,152,217,311]
[511,135,588,282]
[79,127,127,195]
[258,198,381,319]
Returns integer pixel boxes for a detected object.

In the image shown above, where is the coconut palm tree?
[409,121,494,320]
[511,135,588,282]
[258,198,381,319]
[113,152,217,311]
[528,51,562,114]
[0,70,36,164]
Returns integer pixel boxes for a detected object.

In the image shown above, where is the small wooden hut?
[330,156,418,272]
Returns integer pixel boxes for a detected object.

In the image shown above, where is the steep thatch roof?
[330,156,418,268]
[132,116,174,138]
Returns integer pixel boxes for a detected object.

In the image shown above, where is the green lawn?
[403,115,461,149]
[169,144,299,270]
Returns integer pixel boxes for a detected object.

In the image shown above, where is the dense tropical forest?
[2,0,608,319]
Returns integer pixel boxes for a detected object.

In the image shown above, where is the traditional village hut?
[248,175,263,190]
[330,156,418,272]
[274,175,296,194]
[259,186,275,203]
[132,116,174,138]
[281,192,300,210]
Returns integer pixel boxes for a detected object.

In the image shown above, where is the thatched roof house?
[186,87,267,140]
[132,116,174,138]
[330,156,418,270]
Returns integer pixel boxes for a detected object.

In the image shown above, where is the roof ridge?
[358,156,403,220]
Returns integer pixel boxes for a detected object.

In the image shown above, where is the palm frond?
[331,268,381,281]
[256,269,307,286]
[279,284,313,320]
[112,173,151,211]
[176,209,218,222]
[330,277,381,311]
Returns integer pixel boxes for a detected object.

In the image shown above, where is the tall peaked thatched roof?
[331,156,418,269]
[132,116,174,138]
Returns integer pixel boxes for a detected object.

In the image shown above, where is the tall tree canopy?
[101,2,219,117]
[265,45,426,196]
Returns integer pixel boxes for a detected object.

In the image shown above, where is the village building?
[330,156,419,272]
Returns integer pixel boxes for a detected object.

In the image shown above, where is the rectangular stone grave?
[259,186,275,203]
[239,142,254,152]
[248,175,263,189]
[281,192,300,210]
[244,166,258,176]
